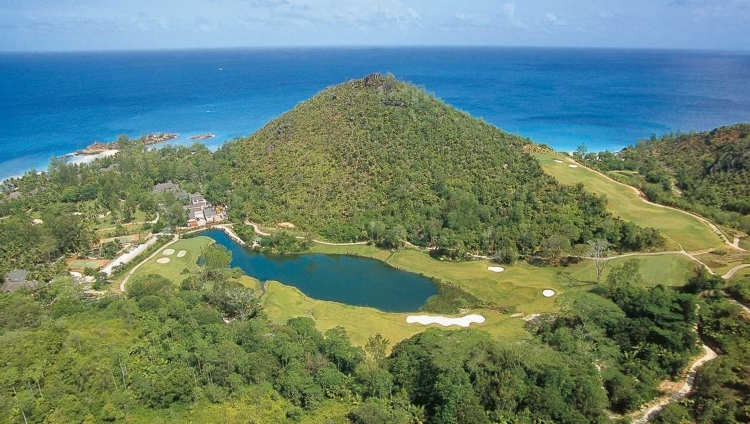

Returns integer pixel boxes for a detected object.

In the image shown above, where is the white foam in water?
[406,314,486,327]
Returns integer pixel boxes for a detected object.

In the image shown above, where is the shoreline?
[1,132,230,183]
[70,132,179,156]
[66,149,120,166]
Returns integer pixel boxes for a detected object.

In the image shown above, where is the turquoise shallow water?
[204,230,437,312]
[1,47,749,180]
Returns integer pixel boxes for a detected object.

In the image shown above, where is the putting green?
[131,237,212,284]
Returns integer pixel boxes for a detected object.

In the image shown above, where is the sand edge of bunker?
[406,314,486,327]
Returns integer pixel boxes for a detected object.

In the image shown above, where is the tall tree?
[588,239,610,283]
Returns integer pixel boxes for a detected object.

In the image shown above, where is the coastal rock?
[76,142,114,155]
[143,133,178,145]
[189,133,215,141]
[75,133,178,155]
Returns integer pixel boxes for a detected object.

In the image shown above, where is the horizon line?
[2,44,750,55]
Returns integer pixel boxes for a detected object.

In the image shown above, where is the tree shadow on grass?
[556,271,597,289]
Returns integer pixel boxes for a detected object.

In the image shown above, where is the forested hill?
[580,124,750,232]
[216,74,660,256]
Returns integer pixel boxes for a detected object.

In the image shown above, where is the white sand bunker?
[406,314,486,328]
[176,250,187,258]
[554,159,564,163]
[542,289,556,297]
[568,164,579,168]
[162,248,175,256]
[156,257,171,264]
[488,266,505,273]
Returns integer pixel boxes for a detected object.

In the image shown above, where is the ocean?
[1,47,749,181]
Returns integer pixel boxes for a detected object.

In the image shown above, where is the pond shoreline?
[202,229,438,313]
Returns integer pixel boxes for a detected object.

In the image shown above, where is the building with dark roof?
[153,182,187,198]
[1,270,39,293]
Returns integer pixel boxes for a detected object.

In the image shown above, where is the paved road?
[118,234,179,293]
[102,236,160,276]
[722,264,750,280]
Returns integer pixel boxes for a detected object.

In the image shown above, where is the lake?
[203,229,437,312]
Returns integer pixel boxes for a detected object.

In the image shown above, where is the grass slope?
[730,267,750,281]
[536,153,722,251]
[132,237,212,284]
[296,244,695,347]
[131,236,262,290]
[581,123,750,233]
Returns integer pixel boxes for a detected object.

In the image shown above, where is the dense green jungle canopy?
[1,259,731,424]
[213,74,662,256]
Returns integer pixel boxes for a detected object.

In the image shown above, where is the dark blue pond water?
[203,230,437,312]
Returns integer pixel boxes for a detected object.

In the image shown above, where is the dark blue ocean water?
[1,47,749,180]
[204,230,437,312]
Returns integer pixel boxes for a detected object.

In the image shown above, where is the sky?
[0,0,749,52]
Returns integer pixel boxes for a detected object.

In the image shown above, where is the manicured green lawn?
[310,243,391,261]
[131,236,263,292]
[731,268,750,281]
[262,245,697,349]
[132,237,213,284]
[261,281,530,351]
[603,254,697,287]
[534,153,723,251]
[694,251,750,275]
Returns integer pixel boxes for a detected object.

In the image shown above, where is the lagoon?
[204,230,437,312]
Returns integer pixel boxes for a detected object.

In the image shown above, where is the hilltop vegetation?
[578,124,750,233]
[216,74,661,257]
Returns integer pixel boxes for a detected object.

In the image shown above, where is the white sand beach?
[67,149,119,166]
[406,314,486,327]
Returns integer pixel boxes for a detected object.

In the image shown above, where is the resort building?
[1,269,39,293]
[185,193,226,227]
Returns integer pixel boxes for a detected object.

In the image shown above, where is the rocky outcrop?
[74,133,178,155]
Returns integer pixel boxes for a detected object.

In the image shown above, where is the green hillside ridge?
[217,74,661,256]
[579,123,750,234]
